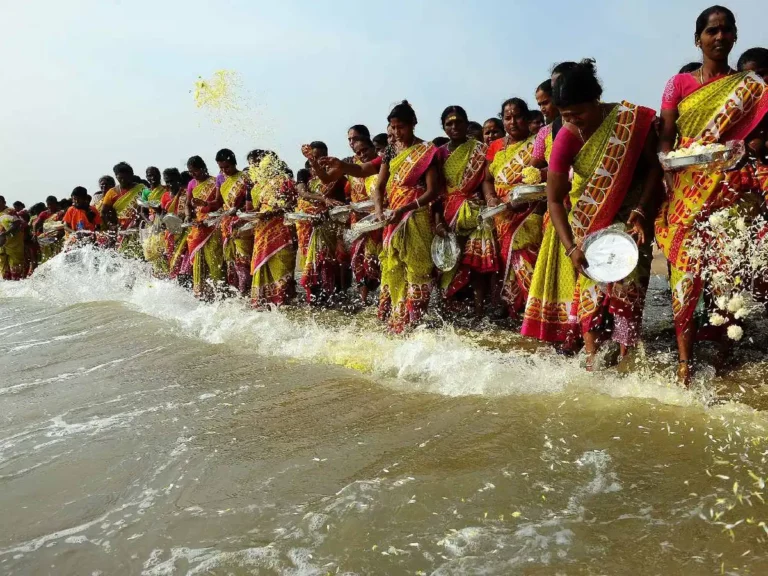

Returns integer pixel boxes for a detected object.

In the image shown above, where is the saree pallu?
[439,140,499,297]
[349,172,382,287]
[0,215,26,280]
[39,215,64,263]
[378,142,438,333]
[187,179,224,297]
[655,72,768,338]
[220,172,253,294]
[523,101,655,345]
[489,136,542,315]
[162,193,189,279]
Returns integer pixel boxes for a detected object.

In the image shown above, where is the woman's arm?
[547,169,588,274]
[373,161,390,218]
[319,157,379,178]
[627,129,664,244]
[481,167,500,207]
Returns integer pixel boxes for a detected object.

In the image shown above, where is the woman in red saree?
[523,59,662,371]
[247,153,297,308]
[296,141,347,304]
[435,105,498,318]
[481,98,544,319]
[375,101,441,333]
[159,168,189,281]
[656,6,768,384]
[184,156,224,299]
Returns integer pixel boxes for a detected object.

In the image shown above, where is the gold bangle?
[566,245,578,257]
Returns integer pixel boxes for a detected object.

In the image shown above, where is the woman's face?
[115,171,133,189]
[348,129,366,151]
[98,178,111,193]
[697,12,736,62]
[482,120,504,145]
[146,168,161,188]
[502,104,529,141]
[188,166,206,181]
[559,101,601,131]
[71,194,87,208]
[164,173,181,191]
[536,89,558,123]
[389,117,414,146]
[443,114,468,143]
[217,159,238,177]
[353,140,376,162]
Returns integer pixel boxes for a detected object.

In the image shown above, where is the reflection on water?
[1,248,768,574]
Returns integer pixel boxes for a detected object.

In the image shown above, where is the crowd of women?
[1,5,767,385]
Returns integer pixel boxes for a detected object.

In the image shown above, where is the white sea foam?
[0,247,736,406]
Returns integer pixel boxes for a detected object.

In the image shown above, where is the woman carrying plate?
[344,137,383,305]
[655,6,768,384]
[296,141,347,304]
[435,105,498,319]
[481,97,544,319]
[184,156,224,300]
[215,149,253,296]
[522,59,661,371]
[247,153,298,308]
[375,100,440,333]
[100,162,148,258]
[160,168,189,282]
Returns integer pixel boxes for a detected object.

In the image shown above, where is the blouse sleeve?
[548,127,584,174]
[661,74,683,111]
[532,125,551,162]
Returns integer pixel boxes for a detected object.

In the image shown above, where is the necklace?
[697,66,734,85]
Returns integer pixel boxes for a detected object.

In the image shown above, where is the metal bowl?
[581,227,639,284]
[431,233,461,272]
[329,205,353,223]
[478,203,509,222]
[510,184,547,205]
[162,215,183,235]
[350,211,390,236]
[350,200,375,213]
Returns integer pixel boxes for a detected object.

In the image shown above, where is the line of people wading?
[1,6,767,386]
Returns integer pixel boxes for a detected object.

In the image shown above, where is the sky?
[1,0,765,205]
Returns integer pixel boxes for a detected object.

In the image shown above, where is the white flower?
[727,325,744,341]
[710,313,727,326]
[716,296,728,310]
[727,294,745,313]
[735,308,749,320]
[709,214,724,228]
[736,217,747,231]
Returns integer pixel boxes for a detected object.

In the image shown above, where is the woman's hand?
[323,197,343,207]
[486,196,501,208]
[191,197,206,207]
[626,210,646,245]
[435,221,449,238]
[569,247,589,276]
[319,157,342,172]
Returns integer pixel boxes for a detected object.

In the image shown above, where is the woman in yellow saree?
[481,98,544,318]
[0,201,25,281]
[375,101,440,333]
[435,105,498,318]
[656,6,768,383]
[522,59,661,371]
[184,156,224,300]
[100,162,148,258]
[247,153,297,308]
[215,149,253,296]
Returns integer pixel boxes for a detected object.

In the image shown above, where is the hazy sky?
[2,0,765,204]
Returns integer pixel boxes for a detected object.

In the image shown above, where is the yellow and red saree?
[378,141,438,333]
[488,135,543,315]
[186,178,224,298]
[298,178,345,301]
[219,171,253,294]
[655,71,768,338]
[439,140,499,297]
[523,101,656,344]
[102,183,146,256]
[250,175,297,307]
[163,191,189,280]
[347,167,382,287]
